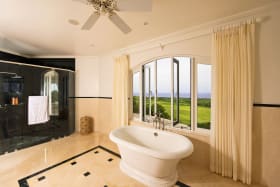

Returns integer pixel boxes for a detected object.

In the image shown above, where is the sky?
[133,57,211,97]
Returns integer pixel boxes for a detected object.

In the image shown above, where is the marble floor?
[0,132,264,187]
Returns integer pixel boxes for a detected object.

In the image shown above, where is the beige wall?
[75,98,99,132]
[254,8,280,104]
[75,56,101,132]
[76,98,112,134]
[252,106,280,187]
[75,56,100,97]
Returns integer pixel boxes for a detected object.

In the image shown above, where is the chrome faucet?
[152,112,165,130]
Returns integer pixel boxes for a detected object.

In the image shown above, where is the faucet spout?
[153,112,165,130]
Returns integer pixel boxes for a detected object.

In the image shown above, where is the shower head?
[0,72,23,79]
[11,74,23,79]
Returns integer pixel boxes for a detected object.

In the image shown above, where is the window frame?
[193,60,212,134]
[131,55,211,134]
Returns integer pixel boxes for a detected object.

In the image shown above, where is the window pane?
[197,64,211,129]
[157,58,171,121]
[143,62,155,122]
[133,72,140,118]
[176,57,191,129]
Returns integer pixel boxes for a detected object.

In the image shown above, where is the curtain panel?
[210,21,255,184]
[112,55,130,130]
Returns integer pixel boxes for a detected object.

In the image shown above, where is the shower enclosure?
[0,61,75,155]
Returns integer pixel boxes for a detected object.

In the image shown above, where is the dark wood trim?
[0,51,75,71]
[27,58,75,71]
[68,97,112,99]
[0,51,27,63]
[254,103,280,108]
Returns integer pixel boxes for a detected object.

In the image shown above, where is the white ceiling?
[0,0,278,57]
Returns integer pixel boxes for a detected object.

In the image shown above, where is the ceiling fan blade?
[117,0,152,11]
[108,12,132,34]
[82,12,100,30]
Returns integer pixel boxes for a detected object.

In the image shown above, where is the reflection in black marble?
[0,136,51,154]
[0,61,75,155]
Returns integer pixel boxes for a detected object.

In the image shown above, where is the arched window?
[132,56,212,133]
[43,70,59,116]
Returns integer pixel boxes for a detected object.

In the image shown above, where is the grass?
[133,96,211,129]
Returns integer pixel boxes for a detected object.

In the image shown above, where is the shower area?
[0,61,75,155]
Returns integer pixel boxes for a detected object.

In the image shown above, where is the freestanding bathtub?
[109,125,193,187]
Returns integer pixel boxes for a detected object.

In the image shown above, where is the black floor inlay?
[175,181,191,187]
[83,172,91,177]
[37,176,46,181]
[18,145,190,187]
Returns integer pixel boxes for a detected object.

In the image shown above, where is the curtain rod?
[0,60,75,72]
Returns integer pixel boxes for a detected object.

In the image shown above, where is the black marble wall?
[0,51,75,154]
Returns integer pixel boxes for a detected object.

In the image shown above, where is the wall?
[252,107,280,187]
[75,56,113,134]
[251,7,280,186]
[254,7,280,104]
[75,56,100,97]
[75,56,100,132]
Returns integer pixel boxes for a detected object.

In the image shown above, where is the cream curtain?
[112,55,130,130]
[210,21,255,184]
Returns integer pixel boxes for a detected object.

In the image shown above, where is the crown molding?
[116,1,280,55]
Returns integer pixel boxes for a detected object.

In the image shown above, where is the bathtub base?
[120,160,178,187]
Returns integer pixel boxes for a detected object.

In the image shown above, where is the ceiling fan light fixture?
[77,0,152,33]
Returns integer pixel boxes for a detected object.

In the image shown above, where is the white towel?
[28,96,49,125]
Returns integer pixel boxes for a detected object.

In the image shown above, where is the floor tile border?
[18,145,189,187]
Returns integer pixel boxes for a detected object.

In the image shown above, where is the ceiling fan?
[74,0,152,34]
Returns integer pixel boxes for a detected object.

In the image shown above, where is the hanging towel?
[28,96,49,125]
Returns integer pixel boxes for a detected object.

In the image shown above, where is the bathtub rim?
[109,125,193,160]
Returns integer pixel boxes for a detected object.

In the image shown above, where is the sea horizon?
[133,92,211,98]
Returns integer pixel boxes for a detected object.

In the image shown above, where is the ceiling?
[0,0,278,57]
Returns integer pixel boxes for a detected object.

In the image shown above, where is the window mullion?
[154,61,157,115]
[191,58,197,132]
[148,68,151,120]
[141,66,145,121]
[171,58,174,125]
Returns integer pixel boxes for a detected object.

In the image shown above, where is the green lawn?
[133,96,211,129]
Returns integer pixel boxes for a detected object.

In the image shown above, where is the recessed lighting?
[144,22,149,26]
[89,44,95,47]
[68,19,80,26]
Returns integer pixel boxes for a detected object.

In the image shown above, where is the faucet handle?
[155,112,162,118]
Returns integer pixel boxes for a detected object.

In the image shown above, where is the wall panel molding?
[253,103,280,108]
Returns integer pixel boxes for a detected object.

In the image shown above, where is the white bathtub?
[109,125,193,187]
